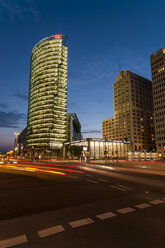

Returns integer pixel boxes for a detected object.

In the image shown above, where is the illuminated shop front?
[27,34,68,155]
[64,138,132,159]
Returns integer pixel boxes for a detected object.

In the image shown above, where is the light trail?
[0,164,66,176]
[17,161,77,168]
[85,163,165,176]
[16,164,84,174]
[1,163,84,174]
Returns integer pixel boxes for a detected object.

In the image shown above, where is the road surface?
[0,161,164,248]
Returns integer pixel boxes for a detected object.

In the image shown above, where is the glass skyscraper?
[27,34,68,156]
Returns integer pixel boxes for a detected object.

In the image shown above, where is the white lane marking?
[117,185,132,190]
[69,218,94,228]
[86,179,98,184]
[150,199,165,205]
[110,185,127,191]
[117,207,135,214]
[98,179,108,182]
[96,211,116,220]
[135,203,151,209]
[145,191,150,194]
[67,175,78,179]
[38,225,65,238]
[0,235,27,248]
[86,174,93,177]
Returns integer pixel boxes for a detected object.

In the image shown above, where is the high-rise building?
[66,113,82,142]
[151,48,165,152]
[27,34,68,156]
[102,71,156,152]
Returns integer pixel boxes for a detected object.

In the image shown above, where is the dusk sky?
[0,0,165,152]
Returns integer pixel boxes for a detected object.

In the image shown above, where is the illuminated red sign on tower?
[55,34,61,39]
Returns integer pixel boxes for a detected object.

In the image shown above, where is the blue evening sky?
[0,0,165,152]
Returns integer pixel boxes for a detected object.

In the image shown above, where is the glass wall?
[89,139,131,159]
[65,138,132,159]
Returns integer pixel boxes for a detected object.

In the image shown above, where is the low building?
[64,138,131,159]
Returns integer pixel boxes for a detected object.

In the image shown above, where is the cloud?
[82,129,102,134]
[70,55,118,87]
[0,0,40,21]
[13,92,28,101]
[0,111,26,128]
[0,103,9,108]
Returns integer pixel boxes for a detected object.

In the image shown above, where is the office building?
[102,71,155,152]
[27,34,68,156]
[17,127,27,154]
[151,48,165,152]
[66,113,82,142]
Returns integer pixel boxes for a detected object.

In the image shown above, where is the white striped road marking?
[86,179,98,184]
[117,185,132,190]
[135,203,151,209]
[98,179,108,182]
[69,218,94,228]
[38,225,65,238]
[0,235,27,248]
[150,199,165,205]
[110,185,127,191]
[117,207,135,214]
[96,211,116,220]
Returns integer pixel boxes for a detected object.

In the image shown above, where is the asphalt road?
[0,161,164,248]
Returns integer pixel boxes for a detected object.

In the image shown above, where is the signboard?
[55,34,61,39]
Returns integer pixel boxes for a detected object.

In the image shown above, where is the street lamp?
[14,132,19,159]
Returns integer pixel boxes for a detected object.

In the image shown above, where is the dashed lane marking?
[69,218,94,228]
[86,179,98,184]
[150,199,165,205]
[0,235,27,248]
[110,185,127,191]
[67,175,78,179]
[117,185,132,190]
[117,207,135,214]
[38,225,65,238]
[86,174,93,177]
[96,211,116,220]
[135,203,151,209]
[98,179,108,182]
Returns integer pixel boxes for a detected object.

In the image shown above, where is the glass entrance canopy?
[64,138,132,159]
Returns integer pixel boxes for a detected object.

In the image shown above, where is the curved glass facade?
[27,35,68,150]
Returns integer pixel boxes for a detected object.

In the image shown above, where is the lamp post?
[104,137,108,164]
[14,132,19,159]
